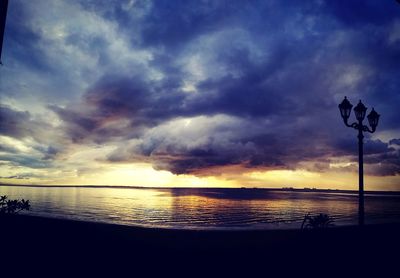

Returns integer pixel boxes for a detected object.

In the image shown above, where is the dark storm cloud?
[49,74,188,143]
[139,0,236,48]
[0,153,51,169]
[364,148,400,176]
[333,138,396,156]
[363,141,400,176]
[329,137,400,176]
[0,105,32,138]
[34,145,59,160]
[85,75,161,120]
[5,0,399,177]
[48,104,99,143]
[389,138,400,146]
[364,140,395,155]
[0,105,57,144]
[0,105,62,169]
[80,0,238,49]
[323,1,399,27]
[3,1,53,72]
[50,0,400,176]
[0,144,19,154]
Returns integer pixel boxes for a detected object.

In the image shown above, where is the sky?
[0,0,399,190]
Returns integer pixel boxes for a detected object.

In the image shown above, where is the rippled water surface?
[1,186,400,230]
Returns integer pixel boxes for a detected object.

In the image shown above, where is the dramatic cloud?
[0,105,32,138]
[389,139,400,146]
[1,0,399,187]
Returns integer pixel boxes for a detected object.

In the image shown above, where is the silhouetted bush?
[301,213,334,230]
[0,195,30,214]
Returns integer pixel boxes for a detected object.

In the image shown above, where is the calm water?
[1,186,400,230]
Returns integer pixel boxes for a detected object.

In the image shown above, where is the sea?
[1,185,400,230]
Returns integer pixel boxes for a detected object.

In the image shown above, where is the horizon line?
[1,183,400,194]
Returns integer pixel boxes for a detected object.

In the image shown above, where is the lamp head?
[367,108,380,130]
[353,100,367,122]
[338,96,353,121]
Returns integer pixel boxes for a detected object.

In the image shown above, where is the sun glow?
[248,169,321,181]
[26,163,236,188]
[1,161,398,191]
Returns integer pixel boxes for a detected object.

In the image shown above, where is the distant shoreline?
[1,183,400,195]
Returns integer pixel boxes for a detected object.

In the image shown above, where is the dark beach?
[1,214,399,275]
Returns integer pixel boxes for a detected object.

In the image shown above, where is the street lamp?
[338,97,380,226]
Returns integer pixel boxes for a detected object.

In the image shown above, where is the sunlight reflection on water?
[1,186,400,230]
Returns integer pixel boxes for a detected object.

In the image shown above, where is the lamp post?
[338,97,380,226]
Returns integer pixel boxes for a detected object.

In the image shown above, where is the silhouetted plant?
[301,213,334,230]
[0,195,30,214]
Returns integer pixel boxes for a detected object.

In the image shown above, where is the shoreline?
[1,214,399,273]
[6,212,400,231]
[2,213,400,248]
[16,211,400,231]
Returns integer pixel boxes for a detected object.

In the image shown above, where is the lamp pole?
[357,117,364,225]
[338,97,380,226]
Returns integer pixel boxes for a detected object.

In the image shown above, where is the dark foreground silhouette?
[1,214,399,276]
[301,213,335,229]
[0,195,30,214]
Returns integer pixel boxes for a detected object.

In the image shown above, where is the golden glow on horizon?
[1,161,399,191]
[0,136,398,191]
[247,169,321,181]
[329,162,357,169]
[0,163,235,188]
[88,164,236,187]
